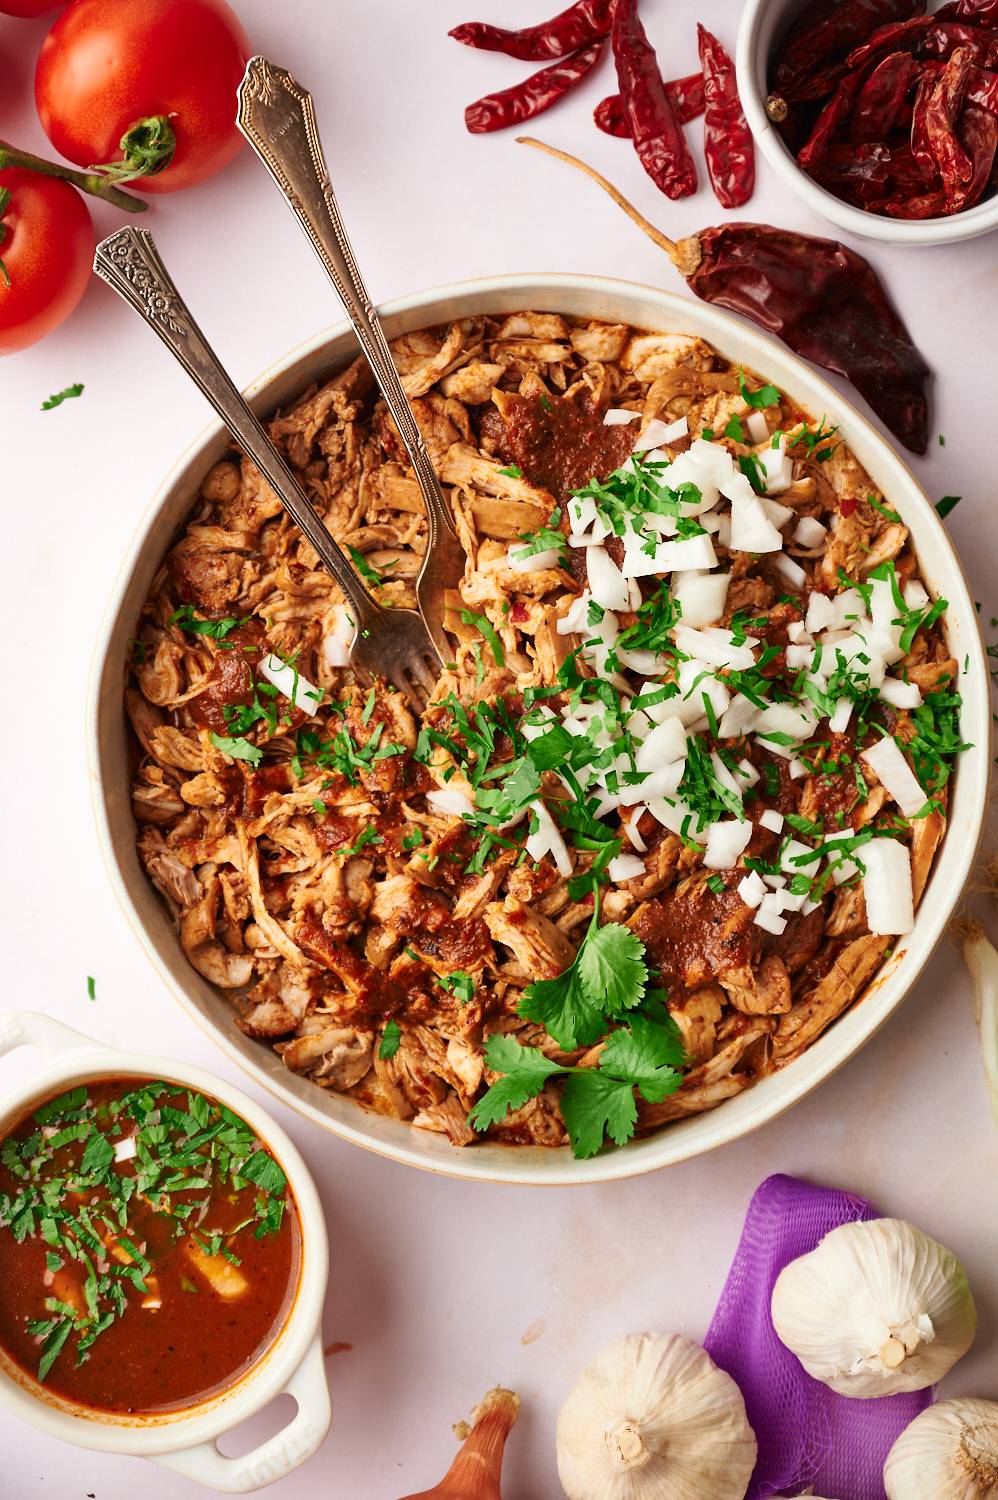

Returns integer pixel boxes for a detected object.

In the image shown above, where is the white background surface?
[2,0,998,1495]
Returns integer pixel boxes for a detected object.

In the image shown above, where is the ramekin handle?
[153,1336,331,1493]
[0,1010,106,1062]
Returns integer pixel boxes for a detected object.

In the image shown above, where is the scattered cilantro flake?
[738,371,781,409]
[379,1020,402,1060]
[210,732,262,766]
[497,464,523,479]
[41,383,84,412]
[936,495,961,519]
[169,605,247,640]
[86,976,96,1002]
[460,608,505,667]
[347,545,383,585]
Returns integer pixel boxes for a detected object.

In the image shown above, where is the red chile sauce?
[0,1076,300,1414]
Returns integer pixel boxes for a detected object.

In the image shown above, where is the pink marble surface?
[2,0,997,1494]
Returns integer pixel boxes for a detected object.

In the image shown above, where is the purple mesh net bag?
[703,1174,932,1500]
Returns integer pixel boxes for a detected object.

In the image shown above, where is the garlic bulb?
[884,1398,998,1498]
[771,1218,976,1397]
[556,1332,756,1499]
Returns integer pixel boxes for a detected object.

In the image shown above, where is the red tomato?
[35,0,250,194]
[0,169,93,354]
[0,1,64,15]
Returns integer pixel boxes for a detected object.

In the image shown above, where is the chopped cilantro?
[41,383,84,412]
[86,976,96,1002]
[169,605,248,640]
[497,464,523,479]
[461,609,505,666]
[936,495,961,519]
[210,732,263,766]
[738,371,781,409]
[348,545,383,585]
[379,1020,402,1060]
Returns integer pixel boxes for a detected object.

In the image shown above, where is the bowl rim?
[736,0,998,247]
[87,269,991,1187]
[0,1011,330,1463]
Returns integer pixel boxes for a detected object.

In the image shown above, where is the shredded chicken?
[127,313,955,1153]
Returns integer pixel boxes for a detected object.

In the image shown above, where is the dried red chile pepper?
[611,0,697,198]
[595,73,706,137]
[773,0,925,98]
[519,137,931,454]
[449,0,612,62]
[697,24,755,208]
[465,41,606,133]
[771,0,998,219]
[850,51,918,139]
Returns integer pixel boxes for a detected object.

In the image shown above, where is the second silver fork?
[234,55,467,669]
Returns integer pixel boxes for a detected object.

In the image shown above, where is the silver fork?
[234,55,466,669]
[92,226,441,711]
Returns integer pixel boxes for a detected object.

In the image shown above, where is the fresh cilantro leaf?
[468,1035,566,1131]
[497,464,523,478]
[723,413,746,443]
[461,608,504,666]
[239,1149,287,1198]
[169,605,247,640]
[379,1020,402,1060]
[865,493,900,523]
[518,961,603,1051]
[578,923,647,1018]
[936,495,961,519]
[739,370,781,409]
[37,1318,74,1382]
[560,1071,637,1158]
[437,970,475,1005]
[348,545,383,585]
[41,383,84,412]
[599,1014,686,1100]
[210,732,263,766]
[80,1133,114,1178]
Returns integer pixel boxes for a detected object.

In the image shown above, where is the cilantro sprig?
[470,1010,685,1159]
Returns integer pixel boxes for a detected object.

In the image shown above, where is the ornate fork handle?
[236,56,459,564]
[93,226,382,631]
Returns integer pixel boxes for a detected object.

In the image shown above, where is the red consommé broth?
[0,1075,301,1414]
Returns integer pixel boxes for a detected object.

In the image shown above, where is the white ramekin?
[88,273,990,1186]
[0,1011,331,1491]
[737,0,998,246]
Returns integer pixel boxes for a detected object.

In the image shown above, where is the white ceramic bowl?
[89,273,990,1186]
[737,0,998,246]
[0,1011,330,1491]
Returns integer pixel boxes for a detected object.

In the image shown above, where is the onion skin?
[398,1387,520,1500]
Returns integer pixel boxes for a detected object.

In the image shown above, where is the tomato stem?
[90,116,177,187]
[0,141,148,213]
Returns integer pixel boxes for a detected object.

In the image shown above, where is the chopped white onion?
[760,809,784,833]
[718,694,761,739]
[587,545,631,611]
[861,735,926,816]
[608,852,647,882]
[862,839,914,935]
[603,408,641,426]
[774,554,807,589]
[635,717,687,770]
[114,1136,137,1163]
[760,496,795,527]
[322,604,354,667]
[737,757,760,786]
[703,818,753,870]
[710,750,745,802]
[634,415,688,452]
[507,543,562,573]
[672,570,730,627]
[525,800,573,878]
[829,696,853,733]
[794,516,827,548]
[673,625,758,671]
[259,654,323,716]
[426,787,474,819]
[904,579,929,612]
[738,871,767,908]
[879,676,923,709]
[622,807,648,852]
[805,592,837,635]
[729,493,785,553]
[746,410,770,445]
[761,441,794,494]
[754,898,788,935]
[756,702,817,742]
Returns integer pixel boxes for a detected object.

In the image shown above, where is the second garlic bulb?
[771,1218,976,1397]
[556,1332,757,1500]
[884,1398,998,1498]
